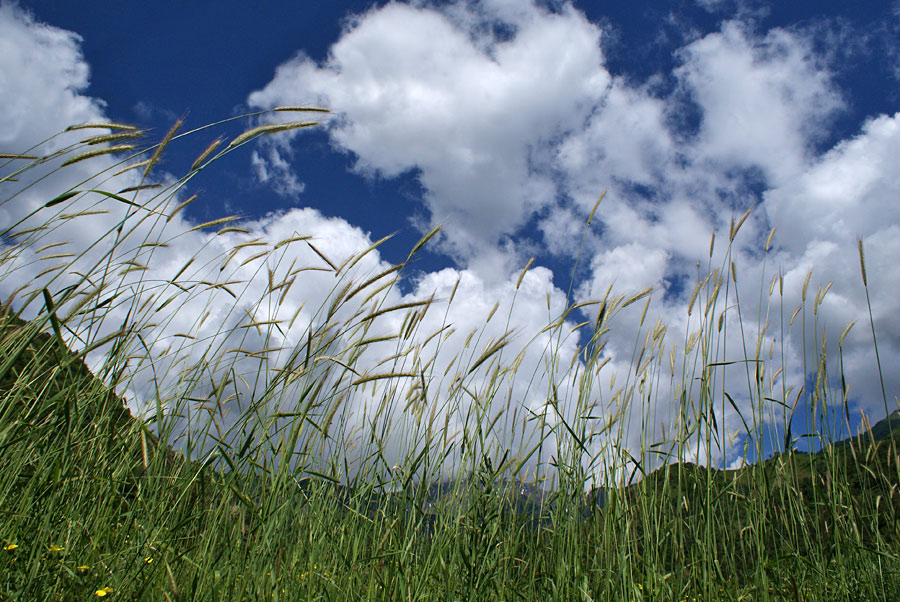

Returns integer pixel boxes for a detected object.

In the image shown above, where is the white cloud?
[238,5,897,477]
[760,112,900,413]
[552,17,896,468]
[251,147,306,200]
[567,103,900,464]
[764,113,900,256]
[583,243,669,298]
[4,1,899,488]
[0,2,588,489]
[556,80,674,189]
[248,1,609,270]
[675,20,844,186]
[0,3,101,148]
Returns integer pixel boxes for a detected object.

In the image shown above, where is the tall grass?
[1,112,898,601]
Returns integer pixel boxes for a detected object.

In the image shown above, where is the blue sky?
[2,0,900,485]
[16,0,900,274]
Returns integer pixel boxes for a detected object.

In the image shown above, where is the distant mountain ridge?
[348,408,900,532]
[832,409,900,449]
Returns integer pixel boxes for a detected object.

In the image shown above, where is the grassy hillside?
[2,302,898,600]
[2,115,899,600]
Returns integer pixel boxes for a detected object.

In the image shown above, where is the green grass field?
[1,113,898,600]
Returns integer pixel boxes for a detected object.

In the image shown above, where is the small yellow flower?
[77,565,90,572]
[3,543,18,551]
[49,545,65,552]
[144,556,153,564]
[95,587,113,597]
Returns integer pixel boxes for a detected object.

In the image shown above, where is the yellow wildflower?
[95,587,113,597]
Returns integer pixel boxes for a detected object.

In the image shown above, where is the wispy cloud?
[251,147,306,200]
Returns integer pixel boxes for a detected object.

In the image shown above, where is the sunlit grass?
[1,111,898,600]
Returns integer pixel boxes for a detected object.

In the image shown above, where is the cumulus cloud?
[0,2,587,489]
[568,102,900,464]
[246,0,896,478]
[765,113,900,255]
[675,20,844,186]
[761,112,900,413]
[3,0,899,488]
[583,243,669,298]
[0,4,100,147]
[248,1,609,269]
[556,81,674,192]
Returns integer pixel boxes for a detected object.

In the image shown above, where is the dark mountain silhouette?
[832,409,900,449]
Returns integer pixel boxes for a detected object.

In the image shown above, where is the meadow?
[1,111,898,601]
